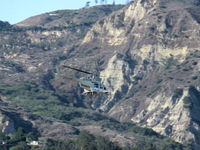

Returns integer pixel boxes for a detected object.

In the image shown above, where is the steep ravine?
[75,0,200,149]
[0,0,200,149]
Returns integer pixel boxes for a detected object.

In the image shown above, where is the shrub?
[192,76,198,80]
[192,61,197,65]
[183,96,192,108]
[156,79,163,84]
[161,57,178,69]
[172,88,183,104]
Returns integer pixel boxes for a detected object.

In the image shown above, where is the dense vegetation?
[43,130,180,150]
[0,82,191,150]
[0,130,190,150]
[0,127,37,150]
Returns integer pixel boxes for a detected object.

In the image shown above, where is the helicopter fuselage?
[71,77,109,94]
[62,65,109,95]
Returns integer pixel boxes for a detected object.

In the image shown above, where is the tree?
[26,132,38,142]
[101,0,105,4]
[0,132,10,150]
[85,1,91,8]
[12,128,26,143]
[9,142,29,150]
[113,0,115,5]
[76,131,96,150]
[0,132,7,141]
[96,136,121,150]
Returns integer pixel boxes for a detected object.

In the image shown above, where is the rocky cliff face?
[75,0,200,148]
[0,0,200,149]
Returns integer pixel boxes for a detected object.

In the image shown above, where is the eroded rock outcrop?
[0,0,200,149]
[77,0,200,148]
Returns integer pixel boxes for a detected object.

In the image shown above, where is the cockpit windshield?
[100,84,107,90]
[93,82,107,91]
[94,83,99,88]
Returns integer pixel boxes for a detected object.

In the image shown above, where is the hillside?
[0,0,200,149]
[71,0,200,148]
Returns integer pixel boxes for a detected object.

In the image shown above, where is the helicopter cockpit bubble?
[62,65,110,94]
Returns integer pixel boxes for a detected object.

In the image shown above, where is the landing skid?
[82,91,97,95]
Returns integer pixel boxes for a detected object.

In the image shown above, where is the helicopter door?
[99,83,105,90]
[94,83,99,88]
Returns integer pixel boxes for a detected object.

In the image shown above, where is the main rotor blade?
[62,65,93,75]
[63,77,79,82]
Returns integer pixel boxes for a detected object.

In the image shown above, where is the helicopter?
[62,65,110,95]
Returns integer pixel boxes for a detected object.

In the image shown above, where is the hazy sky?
[0,0,127,24]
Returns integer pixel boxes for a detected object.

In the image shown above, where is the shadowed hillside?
[0,1,200,149]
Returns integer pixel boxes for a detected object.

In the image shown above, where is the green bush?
[9,141,29,150]
[156,79,163,84]
[183,96,192,108]
[172,88,183,104]
[192,76,198,80]
[192,61,198,65]
[161,57,178,69]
